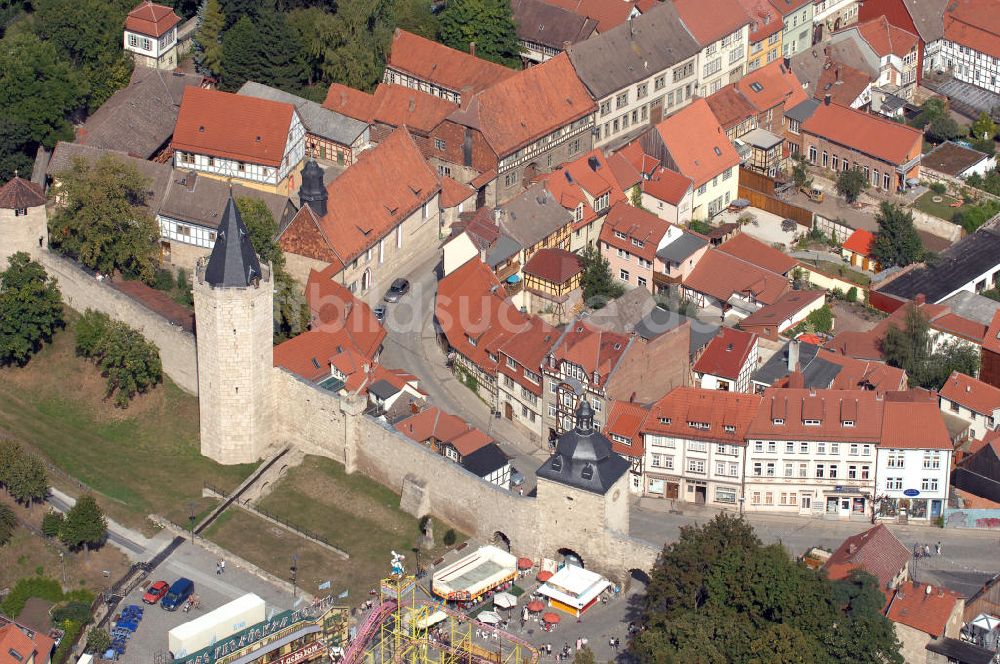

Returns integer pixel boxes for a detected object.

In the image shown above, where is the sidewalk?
[47,486,157,560]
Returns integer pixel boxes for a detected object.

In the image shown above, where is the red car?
[142,581,170,605]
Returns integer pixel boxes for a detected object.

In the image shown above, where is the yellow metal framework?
[364,575,539,664]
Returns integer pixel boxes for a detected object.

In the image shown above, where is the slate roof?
[496,183,574,249]
[512,0,598,50]
[0,177,45,209]
[753,341,842,388]
[77,67,203,158]
[634,307,717,357]
[536,402,630,495]
[656,231,707,263]
[237,81,367,146]
[566,2,700,99]
[158,171,292,231]
[785,98,821,123]
[461,443,510,478]
[877,226,1000,303]
[925,638,996,664]
[172,87,296,167]
[823,524,910,589]
[897,0,948,43]
[386,29,515,96]
[203,196,263,288]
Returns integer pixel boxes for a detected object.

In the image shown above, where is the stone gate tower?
[193,195,274,464]
[0,175,48,265]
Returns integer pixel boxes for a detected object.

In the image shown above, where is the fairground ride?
[342,573,539,664]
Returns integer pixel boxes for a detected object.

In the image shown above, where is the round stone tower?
[0,175,48,266]
[193,195,274,464]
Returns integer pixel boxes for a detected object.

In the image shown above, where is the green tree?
[194,0,226,76]
[835,168,868,203]
[439,0,521,67]
[96,321,163,408]
[928,115,962,143]
[0,438,22,489]
[6,452,49,506]
[74,309,110,359]
[791,154,812,188]
[274,271,310,343]
[578,245,624,309]
[391,0,439,40]
[220,16,265,90]
[49,154,160,282]
[238,198,284,270]
[806,304,834,334]
[0,252,65,366]
[0,31,86,181]
[870,202,922,268]
[971,112,997,142]
[42,511,65,538]
[922,342,980,391]
[59,494,107,551]
[573,646,596,664]
[85,628,112,655]
[253,7,308,91]
[0,504,15,546]
[881,303,930,379]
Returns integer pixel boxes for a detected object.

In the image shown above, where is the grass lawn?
[913,190,963,221]
[0,311,255,531]
[245,455,465,598]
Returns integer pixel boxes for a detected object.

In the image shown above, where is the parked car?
[373,304,387,323]
[142,580,170,605]
[383,278,410,303]
[160,578,194,611]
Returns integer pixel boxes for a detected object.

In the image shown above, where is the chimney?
[925,584,932,596]
[824,94,832,105]
[787,339,800,372]
[469,41,476,57]
[788,368,805,389]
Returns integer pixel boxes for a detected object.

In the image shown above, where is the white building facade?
[697,25,752,97]
[874,447,951,521]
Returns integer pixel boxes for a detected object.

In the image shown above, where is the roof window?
[749,82,763,92]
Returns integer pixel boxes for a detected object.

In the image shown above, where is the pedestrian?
[609,637,615,651]
[924,544,931,558]
[220,560,226,574]
[576,637,581,651]
[216,561,222,575]
[936,541,942,556]
[615,637,620,651]
[519,487,524,496]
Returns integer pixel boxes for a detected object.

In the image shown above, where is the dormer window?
[688,421,709,430]
[659,417,671,425]
[842,420,855,427]
[580,463,594,481]
[468,335,477,347]
[574,204,584,223]
[614,231,627,240]
[803,419,821,426]
[772,418,784,425]
[631,238,644,248]
[723,425,736,433]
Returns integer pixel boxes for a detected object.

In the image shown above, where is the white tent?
[478,611,502,625]
[493,592,517,609]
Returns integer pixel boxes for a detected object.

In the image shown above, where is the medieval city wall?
[40,252,199,394]
[271,368,351,464]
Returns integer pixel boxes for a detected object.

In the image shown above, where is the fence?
[738,168,814,227]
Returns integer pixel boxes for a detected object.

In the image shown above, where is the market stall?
[537,566,610,617]
[431,545,518,606]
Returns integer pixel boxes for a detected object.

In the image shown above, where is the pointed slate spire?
[203,194,263,288]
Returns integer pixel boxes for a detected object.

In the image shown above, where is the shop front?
[823,488,868,518]
[645,473,680,500]
[877,493,944,521]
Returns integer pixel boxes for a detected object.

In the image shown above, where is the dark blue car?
[160,578,194,611]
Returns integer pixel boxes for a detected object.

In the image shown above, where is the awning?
[517,557,533,570]
[543,612,561,624]
[506,274,521,283]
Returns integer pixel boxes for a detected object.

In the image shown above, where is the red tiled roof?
[540,0,641,32]
[801,102,923,165]
[815,62,874,107]
[436,259,530,375]
[706,85,759,131]
[853,15,919,57]
[823,524,910,590]
[747,387,884,441]
[606,151,642,192]
[523,248,582,284]
[0,620,54,664]
[943,0,1000,59]
[0,176,45,209]
[983,310,1000,355]
[765,0,811,17]
[881,397,952,449]
[440,176,475,208]
[553,321,630,382]
[322,83,457,134]
[718,232,799,274]
[499,315,558,384]
[735,60,809,112]
[395,407,494,456]
[739,289,825,331]
[886,581,962,637]
[449,53,595,158]
[172,87,295,167]
[693,328,758,380]
[279,129,440,267]
[643,386,761,443]
[683,248,790,305]
[606,400,649,458]
[673,0,751,45]
[738,0,783,42]
[820,350,907,392]
[654,98,742,188]
[305,265,386,357]
[598,202,670,263]
[643,167,692,206]
[615,142,660,178]
[939,371,1000,416]
[842,228,875,256]
[387,29,515,95]
[541,149,629,230]
[125,1,180,37]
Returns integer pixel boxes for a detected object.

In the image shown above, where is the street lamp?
[187,500,199,544]
[291,553,299,602]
